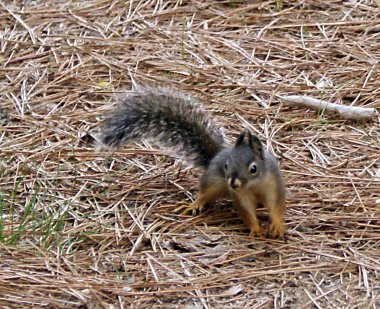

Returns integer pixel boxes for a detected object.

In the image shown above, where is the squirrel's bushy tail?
[99,87,224,167]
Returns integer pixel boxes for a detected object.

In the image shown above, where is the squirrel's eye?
[249,162,257,175]
[224,161,228,170]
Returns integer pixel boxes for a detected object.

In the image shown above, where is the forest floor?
[0,1,379,308]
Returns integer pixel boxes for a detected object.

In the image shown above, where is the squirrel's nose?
[228,176,242,189]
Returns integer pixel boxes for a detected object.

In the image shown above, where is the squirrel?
[98,87,286,239]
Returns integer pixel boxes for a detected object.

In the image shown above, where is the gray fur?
[99,87,225,167]
[200,133,283,195]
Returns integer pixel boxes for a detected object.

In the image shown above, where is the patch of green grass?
[226,1,237,9]
[300,26,309,49]
[316,97,328,121]
[0,162,68,248]
[109,258,130,280]
[275,0,283,11]
[39,203,68,250]
[2,183,39,245]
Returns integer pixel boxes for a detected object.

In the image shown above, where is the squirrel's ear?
[248,132,263,159]
[235,131,246,147]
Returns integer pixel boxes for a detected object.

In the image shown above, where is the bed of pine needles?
[0,1,379,308]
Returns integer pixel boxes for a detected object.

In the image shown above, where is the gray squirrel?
[99,87,286,239]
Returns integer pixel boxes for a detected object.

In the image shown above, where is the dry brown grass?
[0,0,379,308]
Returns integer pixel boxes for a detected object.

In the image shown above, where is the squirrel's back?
[99,87,224,167]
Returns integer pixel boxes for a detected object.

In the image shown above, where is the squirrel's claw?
[248,223,264,239]
[268,222,285,241]
[178,200,204,216]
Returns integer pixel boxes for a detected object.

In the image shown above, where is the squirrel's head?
[225,131,265,191]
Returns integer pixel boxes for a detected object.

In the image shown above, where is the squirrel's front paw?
[178,200,205,216]
[248,222,264,239]
[268,222,285,241]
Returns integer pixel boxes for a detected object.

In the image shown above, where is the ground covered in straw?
[1,1,379,308]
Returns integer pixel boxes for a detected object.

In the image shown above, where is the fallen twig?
[280,95,376,121]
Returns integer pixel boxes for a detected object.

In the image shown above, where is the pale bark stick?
[280,95,376,121]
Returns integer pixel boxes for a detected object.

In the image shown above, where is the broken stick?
[280,95,376,121]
